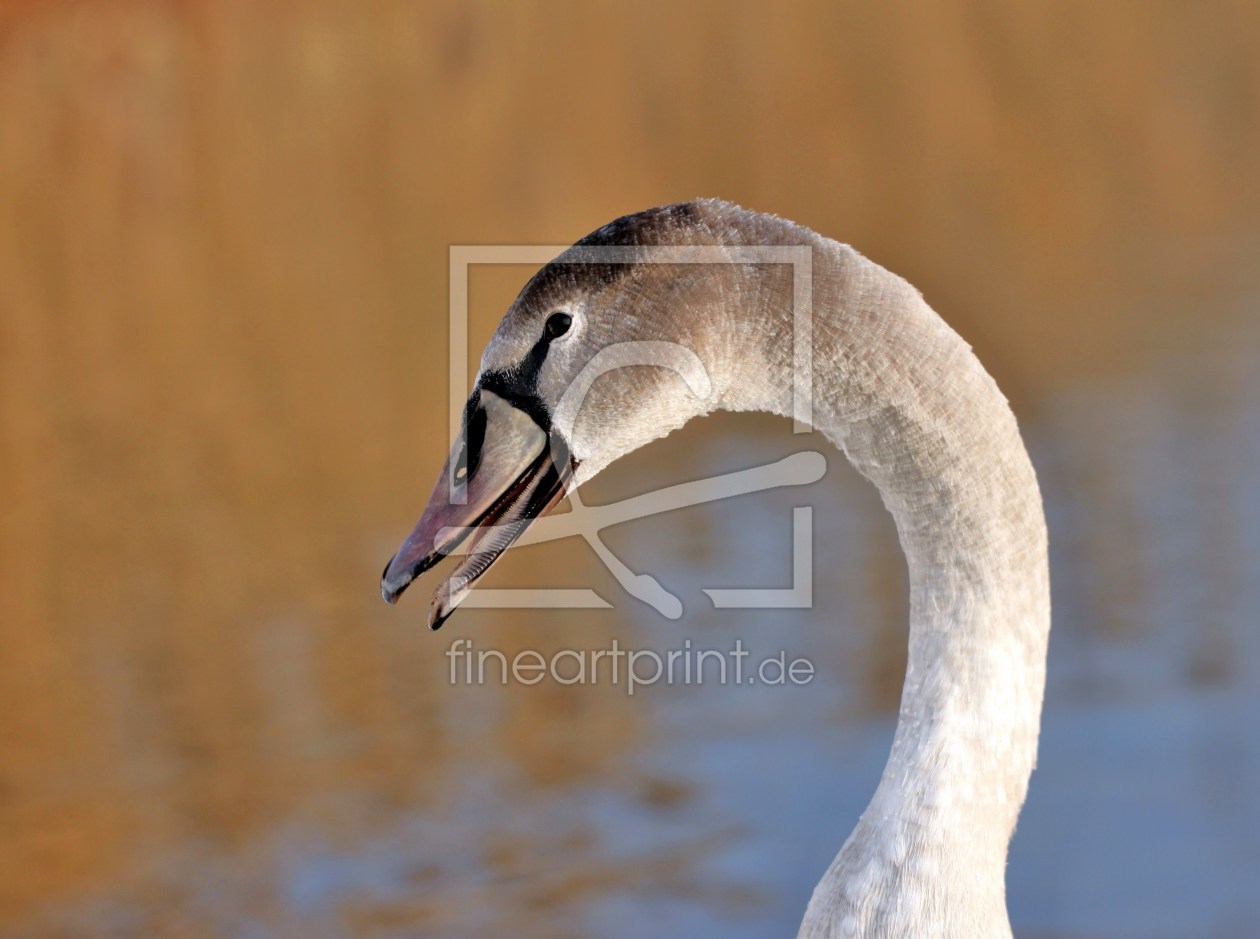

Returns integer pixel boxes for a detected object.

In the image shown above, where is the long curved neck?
[703,211,1050,937]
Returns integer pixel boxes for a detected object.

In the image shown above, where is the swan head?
[381,202,738,626]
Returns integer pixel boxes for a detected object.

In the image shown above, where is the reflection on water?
[7,313,1259,939]
[3,2,1260,937]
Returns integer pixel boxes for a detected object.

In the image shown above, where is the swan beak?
[380,389,575,629]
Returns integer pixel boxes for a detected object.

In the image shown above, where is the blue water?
[12,319,1259,939]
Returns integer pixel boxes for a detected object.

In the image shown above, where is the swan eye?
[545,312,572,340]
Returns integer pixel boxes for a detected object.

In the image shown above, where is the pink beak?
[380,388,575,629]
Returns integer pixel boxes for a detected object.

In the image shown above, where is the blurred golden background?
[2,2,1259,937]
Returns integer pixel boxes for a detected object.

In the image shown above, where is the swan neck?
[706,217,1050,936]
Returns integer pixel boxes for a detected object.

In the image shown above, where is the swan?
[380,200,1050,938]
